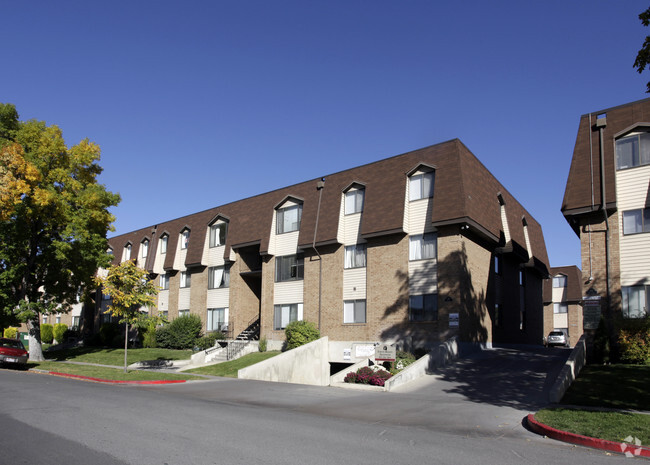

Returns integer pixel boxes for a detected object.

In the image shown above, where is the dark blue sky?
[3,0,650,267]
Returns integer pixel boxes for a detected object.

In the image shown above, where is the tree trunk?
[27,317,44,361]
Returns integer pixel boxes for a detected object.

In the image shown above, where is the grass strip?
[28,361,202,382]
[185,351,281,377]
[561,364,650,410]
[536,408,650,445]
[44,347,193,366]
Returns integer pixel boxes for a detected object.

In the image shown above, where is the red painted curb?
[46,371,187,385]
[527,413,650,458]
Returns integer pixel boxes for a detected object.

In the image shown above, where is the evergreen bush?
[618,316,650,364]
[3,327,18,339]
[41,323,53,344]
[284,320,320,350]
[53,323,67,344]
[155,314,203,349]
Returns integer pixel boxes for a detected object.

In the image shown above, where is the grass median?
[536,364,650,445]
[27,361,202,382]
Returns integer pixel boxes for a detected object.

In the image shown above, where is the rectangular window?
[276,204,302,234]
[519,270,525,286]
[494,255,501,275]
[345,189,364,214]
[180,271,191,288]
[273,303,302,330]
[42,315,48,324]
[275,255,304,282]
[179,309,190,317]
[160,273,169,290]
[207,308,226,331]
[553,275,567,287]
[622,286,648,318]
[409,232,437,261]
[209,223,227,247]
[181,230,190,249]
[553,303,568,314]
[343,300,366,324]
[72,316,80,328]
[622,208,650,235]
[124,244,132,261]
[616,133,650,170]
[409,294,438,321]
[208,265,230,289]
[55,315,61,324]
[344,244,367,269]
[409,172,434,201]
[160,235,168,254]
[141,240,149,257]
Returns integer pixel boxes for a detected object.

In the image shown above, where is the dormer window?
[124,243,132,261]
[141,239,149,258]
[181,229,190,249]
[209,222,227,247]
[616,132,650,170]
[409,171,434,201]
[277,204,302,234]
[553,275,567,288]
[345,188,364,214]
[160,235,168,254]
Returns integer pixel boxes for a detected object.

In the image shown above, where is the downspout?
[588,114,594,281]
[313,178,325,330]
[596,116,611,316]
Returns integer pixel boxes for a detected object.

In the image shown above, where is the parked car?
[546,331,569,348]
[0,338,29,368]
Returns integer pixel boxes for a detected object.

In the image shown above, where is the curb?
[526,413,650,458]
[32,369,187,385]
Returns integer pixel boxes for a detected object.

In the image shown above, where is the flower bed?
[343,365,392,387]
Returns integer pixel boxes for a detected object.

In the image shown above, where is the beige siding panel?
[207,288,230,308]
[153,242,166,274]
[551,287,567,303]
[403,178,409,233]
[273,231,300,256]
[273,281,304,305]
[173,243,188,270]
[178,288,191,309]
[500,205,511,243]
[553,313,568,329]
[343,268,367,300]
[408,198,433,234]
[617,166,650,285]
[408,259,438,294]
[206,245,226,267]
[158,290,169,314]
[342,213,362,245]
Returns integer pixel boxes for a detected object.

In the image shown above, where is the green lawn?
[27,361,202,382]
[561,364,650,410]
[43,346,193,366]
[535,364,650,444]
[185,351,281,377]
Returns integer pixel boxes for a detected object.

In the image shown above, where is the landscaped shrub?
[592,315,610,364]
[258,336,267,352]
[195,331,225,350]
[344,365,393,387]
[99,322,121,347]
[53,323,67,344]
[284,320,320,350]
[3,327,18,339]
[41,323,53,344]
[618,317,650,364]
[142,327,157,348]
[155,314,203,349]
[63,328,79,341]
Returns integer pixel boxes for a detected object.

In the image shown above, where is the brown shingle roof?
[108,140,549,273]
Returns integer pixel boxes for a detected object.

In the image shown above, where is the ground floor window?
[207,308,227,331]
[274,303,302,330]
[72,316,80,329]
[622,285,648,318]
[179,309,190,317]
[344,300,366,324]
[409,294,438,321]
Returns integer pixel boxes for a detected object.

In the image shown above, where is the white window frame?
[616,133,650,170]
[276,204,302,234]
[275,255,304,282]
[209,223,227,247]
[180,271,191,288]
[409,171,434,201]
[124,244,132,261]
[160,235,168,254]
[344,300,366,324]
[207,307,227,332]
[553,303,568,314]
[208,265,230,289]
[344,189,364,214]
[552,275,567,288]
[160,273,169,290]
[344,244,367,269]
[622,285,648,318]
[409,232,437,261]
[181,230,190,249]
[273,303,303,330]
[141,240,149,258]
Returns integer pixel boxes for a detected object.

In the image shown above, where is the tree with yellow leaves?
[0,103,120,360]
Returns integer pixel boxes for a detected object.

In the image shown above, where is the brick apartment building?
[97,140,549,358]
[543,266,583,347]
[563,98,650,330]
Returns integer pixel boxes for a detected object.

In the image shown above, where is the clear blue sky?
[3,1,650,268]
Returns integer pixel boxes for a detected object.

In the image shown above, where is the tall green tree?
[0,103,120,360]
[634,6,650,92]
[95,260,158,372]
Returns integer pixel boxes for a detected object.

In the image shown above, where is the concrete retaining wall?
[549,334,587,403]
[238,337,330,386]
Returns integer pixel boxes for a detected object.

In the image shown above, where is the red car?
[0,338,29,368]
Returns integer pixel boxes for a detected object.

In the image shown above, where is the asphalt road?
[0,347,629,465]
